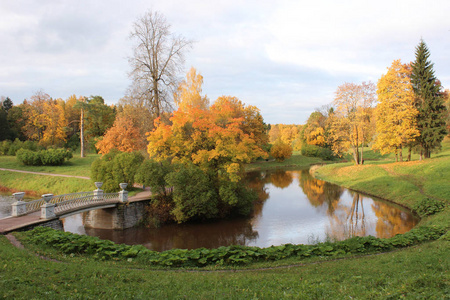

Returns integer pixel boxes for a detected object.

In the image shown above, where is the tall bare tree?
[128,10,193,118]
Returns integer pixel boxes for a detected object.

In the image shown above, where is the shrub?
[270,142,293,162]
[0,140,12,155]
[166,164,219,223]
[135,160,257,224]
[413,197,447,217]
[16,148,73,166]
[0,139,42,156]
[301,144,336,160]
[135,159,173,198]
[91,151,145,192]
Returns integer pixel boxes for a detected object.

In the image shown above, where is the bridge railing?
[10,182,128,218]
[54,192,119,214]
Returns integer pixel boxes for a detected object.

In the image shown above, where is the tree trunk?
[360,138,364,165]
[399,144,403,162]
[80,108,85,158]
[407,146,412,161]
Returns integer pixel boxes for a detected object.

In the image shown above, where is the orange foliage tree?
[147,96,268,181]
[96,115,146,154]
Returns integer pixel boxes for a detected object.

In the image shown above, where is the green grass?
[0,153,100,177]
[0,170,92,196]
[2,234,448,299]
[246,151,326,171]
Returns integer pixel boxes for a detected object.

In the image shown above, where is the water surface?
[63,168,419,251]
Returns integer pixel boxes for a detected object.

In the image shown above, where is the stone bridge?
[0,182,151,234]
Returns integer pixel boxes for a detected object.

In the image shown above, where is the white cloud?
[0,0,449,124]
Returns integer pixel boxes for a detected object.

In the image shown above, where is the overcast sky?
[1,0,449,124]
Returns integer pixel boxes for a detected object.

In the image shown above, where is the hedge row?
[16,148,73,166]
[23,225,446,268]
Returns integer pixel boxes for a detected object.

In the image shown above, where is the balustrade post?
[119,183,128,203]
[40,194,56,219]
[11,192,26,217]
[94,182,103,201]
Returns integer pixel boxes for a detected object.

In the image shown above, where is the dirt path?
[0,168,90,180]
[5,234,62,263]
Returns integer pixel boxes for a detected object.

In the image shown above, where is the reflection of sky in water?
[248,177,379,247]
[61,169,419,251]
[0,195,14,219]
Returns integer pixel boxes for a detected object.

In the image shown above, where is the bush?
[16,148,73,166]
[135,159,173,197]
[0,139,42,156]
[270,142,293,162]
[135,160,257,224]
[301,144,336,160]
[91,150,145,192]
[166,164,219,223]
[413,197,447,217]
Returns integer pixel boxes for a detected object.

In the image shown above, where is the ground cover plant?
[18,225,446,268]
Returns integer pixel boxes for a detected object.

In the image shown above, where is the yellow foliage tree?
[328,82,376,164]
[372,60,419,161]
[174,67,209,111]
[23,91,68,147]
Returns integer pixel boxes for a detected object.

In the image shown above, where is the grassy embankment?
[245,151,326,172]
[0,143,449,298]
[0,154,99,197]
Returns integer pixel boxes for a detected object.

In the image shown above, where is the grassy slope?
[1,235,448,299]
[0,154,99,195]
[246,151,325,171]
[0,153,99,176]
[315,139,450,223]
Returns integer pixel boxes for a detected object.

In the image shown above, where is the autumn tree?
[128,10,193,118]
[22,91,68,147]
[410,40,447,158]
[303,111,328,147]
[443,89,450,136]
[372,60,419,161]
[328,82,376,164]
[95,115,147,154]
[174,67,209,111]
[270,141,293,162]
[147,96,268,182]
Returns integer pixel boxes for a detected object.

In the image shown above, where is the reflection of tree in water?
[297,169,343,214]
[326,192,367,240]
[269,170,294,189]
[86,218,259,252]
[371,201,418,238]
[245,171,270,218]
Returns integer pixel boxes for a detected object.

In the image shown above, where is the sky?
[1,0,449,124]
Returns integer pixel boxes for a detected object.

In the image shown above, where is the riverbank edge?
[311,162,449,232]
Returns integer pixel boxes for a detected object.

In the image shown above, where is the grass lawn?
[1,234,448,299]
[0,153,100,177]
[245,151,326,172]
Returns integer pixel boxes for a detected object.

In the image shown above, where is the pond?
[62,168,419,251]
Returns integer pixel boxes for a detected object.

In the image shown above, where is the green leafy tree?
[91,151,144,192]
[1,97,13,112]
[410,40,447,159]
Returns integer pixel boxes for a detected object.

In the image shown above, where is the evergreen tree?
[410,40,447,158]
